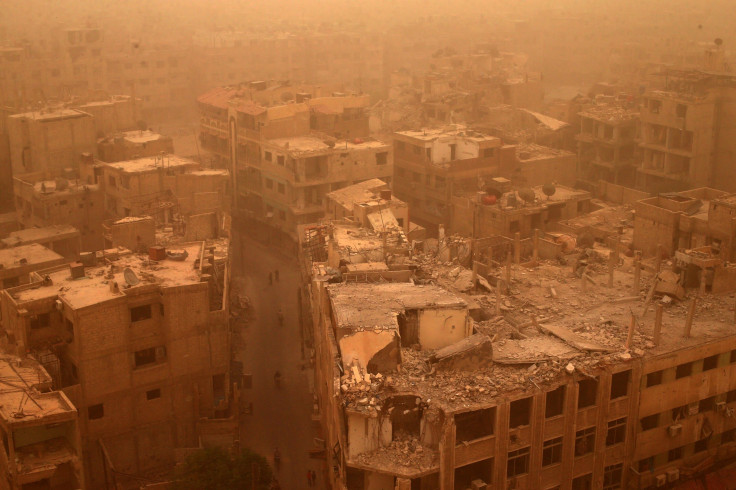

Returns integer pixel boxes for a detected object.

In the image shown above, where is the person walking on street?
[311,469,317,486]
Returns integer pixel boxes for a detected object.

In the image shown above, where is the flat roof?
[122,130,165,144]
[516,143,575,161]
[326,178,400,211]
[12,243,207,309]
[329,283,467,332]
[104,155,199,174]
[0,244,64,269]
[0,356,75,425]
[30,179,98,196]
[579,105,639,123]
[9,109,90,122]
[1,225,79,248]
[395,126,498,144]
[267,136,388,157]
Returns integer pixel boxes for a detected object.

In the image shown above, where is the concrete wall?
[418,307,468,351]
[110,217,155,251]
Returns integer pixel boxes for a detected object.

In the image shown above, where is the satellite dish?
[542,183,557,200]
[123,267,140,286]
[517,187,536,204]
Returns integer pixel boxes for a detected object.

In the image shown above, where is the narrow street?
[232,228,323,490]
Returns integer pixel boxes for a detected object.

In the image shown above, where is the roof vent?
[69,262,85,279]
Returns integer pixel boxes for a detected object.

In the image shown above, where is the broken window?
[731,350,736,363]
[646,370,663,387]
[571,473,592,490]
[397,310,419,347]
[675,362,692,379]
[649,99,661,114]
[722,429,736,443]
[506,447,529,477]
[640,413,659,431]
[454,458,493,489]
[130,304,152,322]
[88,404,104,420]
[542,437,563,466]
[545,386,565,418]
[345,467,364,490]
[727,390,736,403]
[455,408,494,443]
[577,378,598,409]
[30,313,51,330]
[146,388,161,400]
[603,463,623,490]
[668,446,683,461]
[509,397,532,428]
[387,395,422,439]
[610,370,630,399]
[703,354,719,371]
[606,417,626,446]
[575,427,595,456]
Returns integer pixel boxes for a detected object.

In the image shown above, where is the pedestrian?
[306,470,312,487]
[311,469,317,486]
[269,272,272,285]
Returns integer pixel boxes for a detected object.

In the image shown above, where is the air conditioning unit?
[668,424,682,437]
[470,480,488,490]
[656,474,667,487]
[667,468,680,482]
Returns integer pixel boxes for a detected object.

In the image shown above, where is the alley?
[232,229,322,490]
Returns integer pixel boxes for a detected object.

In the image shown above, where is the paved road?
[232,230,323,489]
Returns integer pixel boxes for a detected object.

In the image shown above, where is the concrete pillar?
[633,252,641,292]
[653,304,663,345]
[684,297,697,338]
[532,229,539,264]
[514,232,521,265]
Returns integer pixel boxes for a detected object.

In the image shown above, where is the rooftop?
[516,143,575,161]
[0,244,64,270]
[121,130,166,144]
[104,155,199,174]
[9,108,90,122]
[10,242,208,309]
[267,136,388,157]
[28,179,98,197]
[326,179,402,211]
[395,125,498,144]
[579,104,639,123]
[328,282,467,332]
[0,356,75,426]
[1,225,79,248]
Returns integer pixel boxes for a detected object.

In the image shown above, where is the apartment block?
[0,240,231,488]
[577,104,639,187]
[0,355,84,489]
[304,213,736,490]
[392,127,504,232]
[13,174,104,252]
[325,179,409,234]
[451,184,592,239]
[7,109,96,176]
[499,143,577,188]
[87,154,228,222]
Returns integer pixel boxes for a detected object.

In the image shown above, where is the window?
[455,408,494,443]
[277,155,285,166]
[603,463,623,490]
[542,437,563,466]
[88,404,104,420]
[134,346,165,368]
[727,390,736,403]
[699,396,716,413]
[130,304,152,322]
[640,413,659,431]
[676,104,687,118]
[376,152,388,165]
[606,417,627,446]
[722,429,736,443]
[572,473,592,490]
[506,447,530,477]
[610,370,630,399]
[703,354,719,371]
[578,378,598,409]
[675,362,692,379]
[277,183,285,194]
[545,386,565,418]
[694,438,708,453]
[646,370,663,387]
[146,388,161,400]
[30,313,51,330]
[575,427,595,456]
[509,397,532,428]
[265,151,272,162]
[483,148,495,158]
[108,175,116,187]
[265,179,273,190]
[278,210,286,221]
[731,349,736,363]
[668,446,683,461]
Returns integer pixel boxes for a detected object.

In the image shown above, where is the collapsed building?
[303,191,736,489]
[324,179,409,235]
[0,239,232,488]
